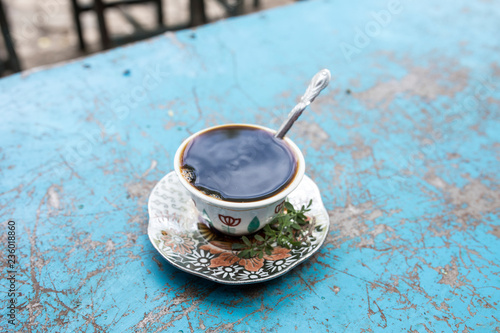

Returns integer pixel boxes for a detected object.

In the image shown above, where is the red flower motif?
[275,201,285,213]
[218,214,241,227]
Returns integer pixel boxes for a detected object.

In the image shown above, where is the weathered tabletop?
[1,0,499,331]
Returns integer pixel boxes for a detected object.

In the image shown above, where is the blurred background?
[0,0,298,77]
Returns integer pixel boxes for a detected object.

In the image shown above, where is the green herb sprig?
[232,200,316,259]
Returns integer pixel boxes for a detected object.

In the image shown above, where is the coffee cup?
[174,124,305,236]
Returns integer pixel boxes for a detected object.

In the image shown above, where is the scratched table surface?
[1,0,500,331]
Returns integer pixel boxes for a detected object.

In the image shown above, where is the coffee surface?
[181,126,297,202]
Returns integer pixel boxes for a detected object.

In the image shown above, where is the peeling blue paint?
[0,0,499,331]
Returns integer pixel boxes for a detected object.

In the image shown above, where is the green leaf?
[258,252,264,259]
[232,243,246,249]
[284,202,294,212]
[307,199,312,208]
[239,249,251,258]
[242,236,251,246]
[255,234,265,242]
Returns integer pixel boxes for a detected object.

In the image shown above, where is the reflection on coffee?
[180,125,298,202]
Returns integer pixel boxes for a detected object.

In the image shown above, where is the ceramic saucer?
[147,172,330,285]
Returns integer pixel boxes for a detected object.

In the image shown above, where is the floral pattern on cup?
[218,214,241,227]
[274,200,285,213]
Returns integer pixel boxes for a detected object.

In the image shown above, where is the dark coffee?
[180,125,298,202]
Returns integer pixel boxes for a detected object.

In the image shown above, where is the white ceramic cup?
[174,124,305,236]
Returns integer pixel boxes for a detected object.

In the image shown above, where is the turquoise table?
[1,0,499,331]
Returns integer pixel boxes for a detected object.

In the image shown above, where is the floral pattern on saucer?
[148,172,329,285]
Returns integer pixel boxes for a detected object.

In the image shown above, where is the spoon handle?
[275,69,331,139]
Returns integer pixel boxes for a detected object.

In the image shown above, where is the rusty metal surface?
[1,0,499,331]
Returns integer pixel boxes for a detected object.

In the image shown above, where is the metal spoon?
[275,69,331,139]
